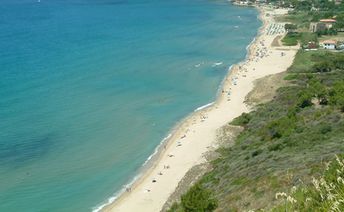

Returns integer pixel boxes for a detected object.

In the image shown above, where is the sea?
[0,0,260,211]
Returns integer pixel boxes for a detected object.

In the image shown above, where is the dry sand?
[102,6,298,212]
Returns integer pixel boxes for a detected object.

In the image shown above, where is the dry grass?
[271,35,283,47]
[245,72,288,106]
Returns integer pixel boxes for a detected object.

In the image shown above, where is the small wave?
[212,62,223,67]
[91,133,172,212]
[92,23,260,210]
[142,133,171,166]
[194,102,214,112]
[92,173,142,212]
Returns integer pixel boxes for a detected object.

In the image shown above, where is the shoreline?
[100,6,298,212]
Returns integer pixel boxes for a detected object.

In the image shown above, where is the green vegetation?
[167,183,217,212]
[281,31,317,47]
[299,32,318,46]
[167,2,344,210]
[275,11,313,29]
[167,50,344,211]
[270,0,344,49]
[274,0,344,36]
[317,28,338,36]
[272,0,344,20]
[281,32,299,46]
[272,155,344,211]
[284,23,297,32]
[335,13,344,29]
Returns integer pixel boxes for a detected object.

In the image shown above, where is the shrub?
[180,183,218,212]
[312,61,333,73]
[284,74,298,81]
[297,90,313,108]
[329,81,344,112]
[309,80,328,105]
[320,125,332,134]
[167,203,182,212]
[231,112,251,126]
[251,149,263,157]
[263,116,296,141]
[268,143,284,152]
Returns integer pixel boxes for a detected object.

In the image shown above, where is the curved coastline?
[93,102,219,212]
[94,6,265,212]
[97,5,298,212]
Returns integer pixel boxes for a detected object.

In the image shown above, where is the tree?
[334,14,344,30]
[284,23,297,33]
[295,0,312,11]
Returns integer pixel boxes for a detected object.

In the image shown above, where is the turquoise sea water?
[0,0,260,211]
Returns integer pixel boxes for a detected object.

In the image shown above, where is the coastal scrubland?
[167,48,344,212]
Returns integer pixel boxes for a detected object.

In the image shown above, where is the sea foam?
[194,102,214,111]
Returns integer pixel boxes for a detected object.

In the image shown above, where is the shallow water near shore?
[0,0,259,211]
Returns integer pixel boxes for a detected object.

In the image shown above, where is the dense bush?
[231,112,251,126]
[181,183,217,212]
[312,61,333,72]
[167,183,218,212]
[311,53,344,73]
[297,90,313,108]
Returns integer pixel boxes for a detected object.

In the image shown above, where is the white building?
[321,40,337,50]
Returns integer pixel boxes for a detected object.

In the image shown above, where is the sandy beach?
[102,6,299,212]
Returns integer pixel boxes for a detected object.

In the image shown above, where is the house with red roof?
[320,19,337,29]
[320,40,337,50]
[310,19,337,32]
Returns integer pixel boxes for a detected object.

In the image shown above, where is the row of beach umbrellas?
[266,23,285,35]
